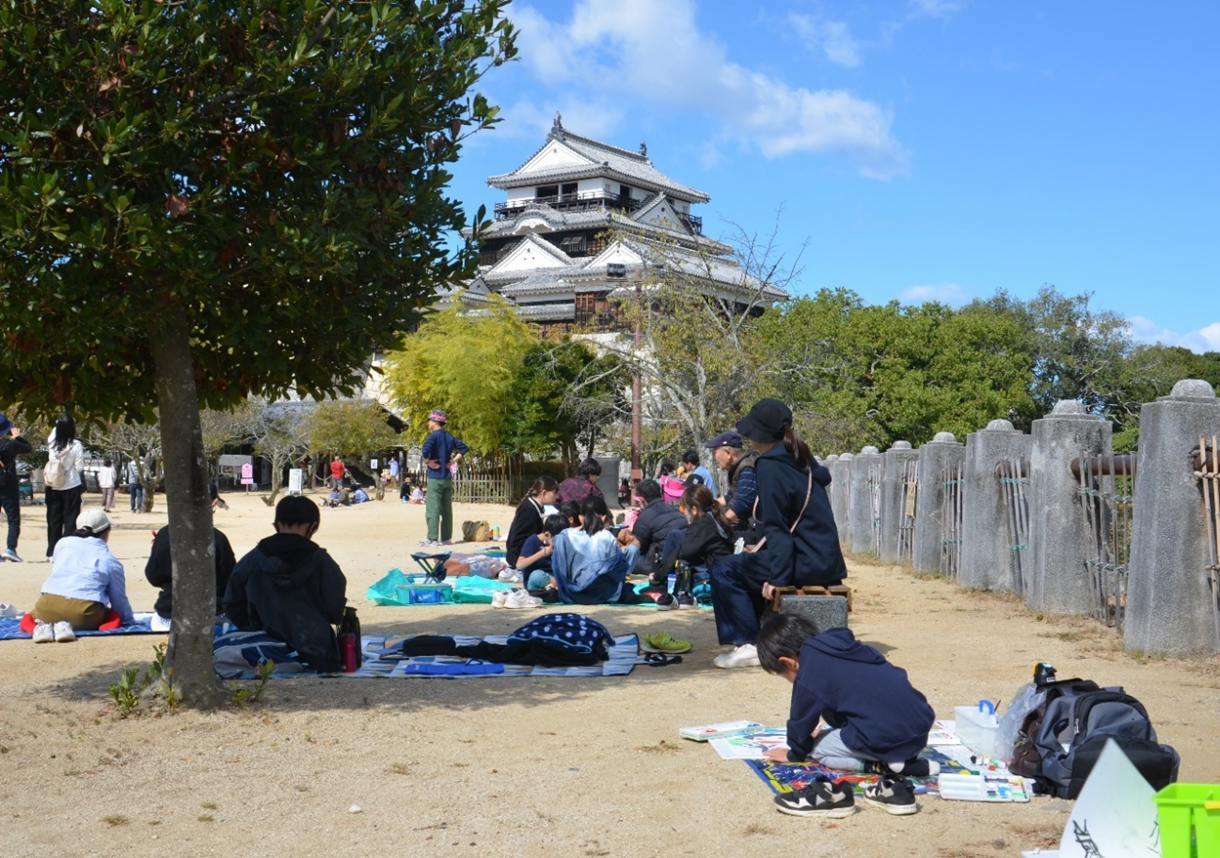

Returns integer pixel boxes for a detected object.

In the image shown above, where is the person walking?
[45,414,85,559]
[97,458,117,513]
[420,409,467,546]
[0,413,33,563]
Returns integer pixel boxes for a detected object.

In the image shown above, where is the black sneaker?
[773,778,856,818]
[862,774,917,815]
[675,591,697,609]
[655,593,677,611]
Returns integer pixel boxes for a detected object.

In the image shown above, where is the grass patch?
[102,815,129,827]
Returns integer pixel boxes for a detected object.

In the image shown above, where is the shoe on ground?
[497,569,523,584]
[490,590,510,608]
[654,593,677,611]
[774,778,856,818]
[52,621,76,643]
[884,758,940,778]
[2,548,21,563]
[675,592,697,609]
[504,589,543,609]
[0,603,21,619]
[862,774,918,815]
[712,643,760,669]
[32,621,55,644]
[641,632,692,654]
[419,538,440,547]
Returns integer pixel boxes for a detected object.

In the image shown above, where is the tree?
[0,1,516,705]
[384,297,538,458]
[244,399,312,506]
[306,399,399,461]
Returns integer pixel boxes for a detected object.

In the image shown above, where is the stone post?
[960,420,1033,592]
[831,453,853,547]
[1027,400,1111,614]
[1125,380,1220,655]
[913,432,966,575]
[879,441,920,564]
[849,446,882,555]
[822,455,842,534]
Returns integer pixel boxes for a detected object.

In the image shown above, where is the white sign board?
[240,463,254,486]
[370,459,378,471]
[288,468,303,495]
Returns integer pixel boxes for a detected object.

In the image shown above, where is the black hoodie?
[741,444,847,587]
[223,532,347,672]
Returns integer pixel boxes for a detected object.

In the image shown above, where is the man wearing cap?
[708,398,847,669]
[420,409,468,546]
[31,509,134,641]
[706,431,757,533]
[0,413,32,563]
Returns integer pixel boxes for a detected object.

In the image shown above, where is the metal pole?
[630,272,642,483]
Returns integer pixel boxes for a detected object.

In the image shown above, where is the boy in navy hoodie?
[757,614,937,816]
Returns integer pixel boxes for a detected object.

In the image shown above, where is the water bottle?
[667,573,677,594]
[339,633,358,672]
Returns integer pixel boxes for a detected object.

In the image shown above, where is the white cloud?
[790,14,861,68]
[510,0,908,180]
[899,282,969,305]
[908,0,968,20]
[1127,316,1220,353]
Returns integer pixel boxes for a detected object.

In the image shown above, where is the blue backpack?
[508,613,614,660]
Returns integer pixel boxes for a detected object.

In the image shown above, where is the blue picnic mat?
[0,612,164,640]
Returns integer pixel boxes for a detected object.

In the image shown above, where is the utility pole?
[630,267,643,485]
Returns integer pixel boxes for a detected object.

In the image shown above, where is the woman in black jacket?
[655,484,734,610]
[709,399,847,669]
[504,477,559,568]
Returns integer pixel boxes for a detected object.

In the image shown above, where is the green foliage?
[385,298,539,456]
[229,660,275,707]
[108,643,176,717]
[306,400,399,459]
[0,0,518,421]
[109,667,142,718]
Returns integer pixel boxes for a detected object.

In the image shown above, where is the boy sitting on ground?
[516,513,568,593]
[223,496,348,673]
[757,613,937,817]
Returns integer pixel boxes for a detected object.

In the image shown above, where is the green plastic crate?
[1154,783,1220,858]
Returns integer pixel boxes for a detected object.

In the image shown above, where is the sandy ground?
[0,488,1217,858]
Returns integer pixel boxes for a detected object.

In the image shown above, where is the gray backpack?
[1032,687,1179,799]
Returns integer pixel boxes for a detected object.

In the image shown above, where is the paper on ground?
[1055,739,1160,858]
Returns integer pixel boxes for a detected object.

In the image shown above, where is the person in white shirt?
[45,414,85,559]
[97,458,117,512]
[31,508,133,642]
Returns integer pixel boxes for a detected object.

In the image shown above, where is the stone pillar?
[1125,380,1220,655]
[849,446,882,555]
[822,455,842,533]
[913,432,966,575]
[831,453,853,547]
[1027,400,1111,614]
[960,420,1033,592]
[879,441,920,564]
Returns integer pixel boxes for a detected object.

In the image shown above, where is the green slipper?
[641,631,692,654]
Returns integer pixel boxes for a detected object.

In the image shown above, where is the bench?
[769,584,853,613]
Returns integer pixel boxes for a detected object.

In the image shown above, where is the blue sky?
[448,0,1219,352]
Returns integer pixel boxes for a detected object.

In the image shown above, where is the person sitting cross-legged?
[551,496,648,605]
[223,496,348,673]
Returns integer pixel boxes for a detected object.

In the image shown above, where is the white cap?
[77,508,112,534]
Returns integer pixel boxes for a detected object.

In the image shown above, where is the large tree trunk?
[149,302,226,708]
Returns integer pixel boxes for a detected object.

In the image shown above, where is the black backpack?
[1017,682,1179,799]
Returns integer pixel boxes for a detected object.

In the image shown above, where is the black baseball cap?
[736,398,792,443]
[705,431,743,449]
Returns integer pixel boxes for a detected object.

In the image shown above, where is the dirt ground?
[0,488,1217,858]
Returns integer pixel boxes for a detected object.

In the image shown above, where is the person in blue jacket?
[420,409,468,546]
[757,614,937,784]
[709,399,847,669]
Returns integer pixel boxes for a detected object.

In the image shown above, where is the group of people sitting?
[28,496,348,672]
[501,398,849,669]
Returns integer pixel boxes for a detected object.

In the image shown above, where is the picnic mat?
[219,632,642,679]
[0,612,164,640]
[745,747,970,796]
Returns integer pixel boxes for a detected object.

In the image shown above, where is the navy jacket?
[421,429,468,480]
[505,497,545,568]
[786,628,934,764]
[632,498,686,558]
[743,445,846,587]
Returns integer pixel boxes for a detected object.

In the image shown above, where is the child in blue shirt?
[517,513,568,592]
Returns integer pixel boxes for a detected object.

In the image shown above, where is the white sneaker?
[2,548,22,563]
[713,643,760,669]
[53,621,76,643]
[0,603,21,619]
[32,621,55,643]
[497,569,523,584]
[504,589,543,609]
[491,590,510,608]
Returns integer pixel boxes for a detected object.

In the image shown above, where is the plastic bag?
[366,567,453,606]
[994,682,1046,765]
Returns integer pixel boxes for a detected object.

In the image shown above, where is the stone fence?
[820,379,1220,656]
